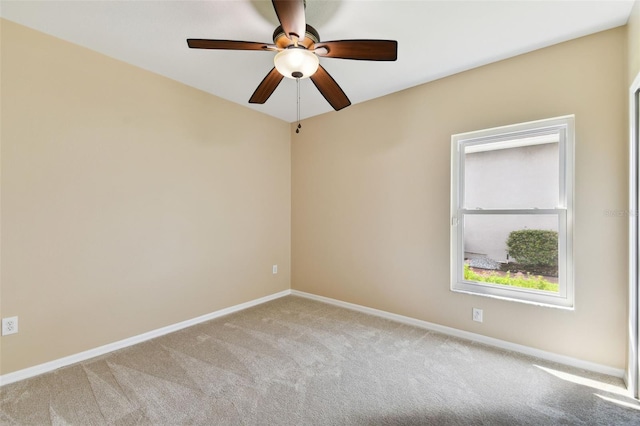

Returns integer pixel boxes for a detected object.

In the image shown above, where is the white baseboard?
[291,290,625,379]
[1,288,624,386]
[0,290,292,387]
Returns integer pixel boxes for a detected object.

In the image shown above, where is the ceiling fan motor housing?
[272,24,320,49]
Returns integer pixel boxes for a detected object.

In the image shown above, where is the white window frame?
[450,115,574,308]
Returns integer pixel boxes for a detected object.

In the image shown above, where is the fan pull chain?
[296,77,302,134]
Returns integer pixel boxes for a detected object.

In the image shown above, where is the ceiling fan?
[187,0,398,112]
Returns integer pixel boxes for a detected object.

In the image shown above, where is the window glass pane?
[463,214,559,294]
[464,138,559,209]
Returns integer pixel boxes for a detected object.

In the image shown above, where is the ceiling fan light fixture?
[274,48,319,79]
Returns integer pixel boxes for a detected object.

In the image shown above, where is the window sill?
[451,287,575,311]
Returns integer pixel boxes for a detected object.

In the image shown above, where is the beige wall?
[0,20,291,375]
[629,0,640,83]
[292,28,628,369]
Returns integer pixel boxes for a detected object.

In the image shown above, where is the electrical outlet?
[272,264,278,274]
[472,308,483,323]
[2,317,18,336]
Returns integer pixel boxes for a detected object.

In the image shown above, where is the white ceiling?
[0,0,635,123]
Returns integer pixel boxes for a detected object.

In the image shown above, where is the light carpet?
[1,295,639,425]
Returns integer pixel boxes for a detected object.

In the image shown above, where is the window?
[451,116,574,308]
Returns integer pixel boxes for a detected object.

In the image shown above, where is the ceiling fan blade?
[187,39,277,51]
[310,65,351,111]
[313,40,398,61]
[272,0,306,42]
[249,68,285,104]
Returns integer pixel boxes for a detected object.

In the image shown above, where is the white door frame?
[629,71,640,399]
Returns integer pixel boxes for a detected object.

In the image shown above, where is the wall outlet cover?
[2,316,19,336]
[472,308,483,323]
